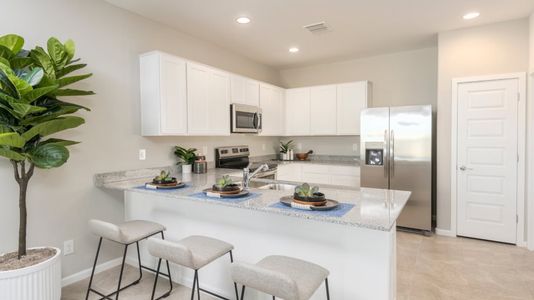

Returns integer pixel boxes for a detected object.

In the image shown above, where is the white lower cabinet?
[277,163,360,188]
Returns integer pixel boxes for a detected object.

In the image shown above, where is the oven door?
[231,104,262,133]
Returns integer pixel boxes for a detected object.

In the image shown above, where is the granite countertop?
[266,159,360,167]
[95,166,409,231]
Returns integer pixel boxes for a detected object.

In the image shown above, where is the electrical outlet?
[139,149,146,160]
[297,143,303,150]
[352,143,359,151]
[64,240,74,256]
[262,144,266,151]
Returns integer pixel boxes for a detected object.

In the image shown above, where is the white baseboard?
[435,228,456,237]
[61,257,124,287]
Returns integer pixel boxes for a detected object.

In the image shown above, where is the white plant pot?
[182,164,192,174]
[0,247,62,300]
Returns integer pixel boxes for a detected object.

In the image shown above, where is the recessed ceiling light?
[289,47,299,53]
[463,12,480,20]
[236,17,251,24]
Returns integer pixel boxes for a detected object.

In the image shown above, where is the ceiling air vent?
[303,21,329,34]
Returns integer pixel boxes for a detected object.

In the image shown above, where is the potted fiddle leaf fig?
[0,34,93,299]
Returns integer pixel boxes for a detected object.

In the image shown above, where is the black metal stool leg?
[161,232,174,296]
[196,270,200,300]
[115,244,129,300]
[325,278,330,300]
[134,241,143,284]
[150,258,162,300]
[240,286,246,300]
[190,271,198,300]
[229,251,239,300]
[85,237,103,300]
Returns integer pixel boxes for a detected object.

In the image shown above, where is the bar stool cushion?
[231,255,329,300]
[89,219,165,244]
[148,235,234,269]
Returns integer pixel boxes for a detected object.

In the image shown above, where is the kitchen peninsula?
[95,167,410,300]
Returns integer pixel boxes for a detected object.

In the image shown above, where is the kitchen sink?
[242,181,297,191]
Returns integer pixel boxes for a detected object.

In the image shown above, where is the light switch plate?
[262,144,266,151]
[352,143,359,151]
[139,149,146,160]
[64,240,74,256]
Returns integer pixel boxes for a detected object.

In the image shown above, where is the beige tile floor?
[62,232,534,300]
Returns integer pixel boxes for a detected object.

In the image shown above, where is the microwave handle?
[256,113,262,131]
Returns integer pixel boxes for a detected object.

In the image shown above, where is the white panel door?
[310,85,337,135]
[457,78,519,244]
[285,88,310,135]
[337,81,368,135]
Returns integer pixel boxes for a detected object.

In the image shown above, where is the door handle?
[459,166,473,171]
[390,130,395,178]
[384,129,388,178]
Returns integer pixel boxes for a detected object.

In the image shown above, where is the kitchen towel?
[269,202,355,218]
[187,192,261,204]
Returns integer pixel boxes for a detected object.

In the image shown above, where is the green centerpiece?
[294,183,326,203]
[213,175,240,192]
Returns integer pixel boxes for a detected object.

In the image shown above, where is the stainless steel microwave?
[231,104,262,133]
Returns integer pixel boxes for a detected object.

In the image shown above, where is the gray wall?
[436,18,530,230]
[0,0,281,277]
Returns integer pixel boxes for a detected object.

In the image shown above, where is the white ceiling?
[105,0,534,69]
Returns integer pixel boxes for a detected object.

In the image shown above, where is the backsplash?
[281,136,360,157]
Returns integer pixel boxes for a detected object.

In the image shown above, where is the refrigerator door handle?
[390,130,395,177]
[384,129,389,178]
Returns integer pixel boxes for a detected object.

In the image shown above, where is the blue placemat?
[269,202,355,218]
[134,184,190,192]
[188,192,261,203]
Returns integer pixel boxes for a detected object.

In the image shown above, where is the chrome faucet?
[243,163,269,190]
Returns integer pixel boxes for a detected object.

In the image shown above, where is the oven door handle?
[256,113,262,132]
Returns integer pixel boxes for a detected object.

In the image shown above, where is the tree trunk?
[12,161,34,259]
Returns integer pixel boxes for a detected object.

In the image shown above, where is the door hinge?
[517,215,519,224]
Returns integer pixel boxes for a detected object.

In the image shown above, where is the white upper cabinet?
[187,62,230,135]
[310,85,337,135]
[285,88,311,136]
[259,84,285,136]
[231,75,260,106]
[336,81,370,135]
[140,52,187,136]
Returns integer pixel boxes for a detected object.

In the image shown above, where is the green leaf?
[23,85,58,103]
[0,68,19,98]
[40,138,79,147]
[21,116,85,141]
[47,37,68,69]
[57,73,92,88]
[29,143,69,169]
[10,57,32,69]
[0,34,24,54]
[30,47,55,79]
[0,147,25,161]
[0,57,10,68]
[0,90,19,104]
[56,63,86,78]
[22,68,44,86]
[10,102,46,118]
[8,74,32,96]
[64,39,75,62]
[0,45,14,60]
[20,106,79,125]
[0,124,12,133]
[0,132,25,148]
[53,88,94,96]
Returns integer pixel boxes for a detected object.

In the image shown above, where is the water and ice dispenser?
[364,142,384,166]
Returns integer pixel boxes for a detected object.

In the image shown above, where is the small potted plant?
[212,175,240,193]
[174,146,197,174]
[294,183,326,205]
[279,140,293,160]
[152,170,177,185]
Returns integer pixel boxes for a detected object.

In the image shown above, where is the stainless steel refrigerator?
[360,105,432,232]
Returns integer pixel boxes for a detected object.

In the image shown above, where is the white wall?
[0,0,282,277]
[436,19,530,231]
[528,12,534,249]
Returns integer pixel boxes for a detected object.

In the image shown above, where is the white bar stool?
[231,255,330,300]
[86,219,170,300]
[147,235,239,300]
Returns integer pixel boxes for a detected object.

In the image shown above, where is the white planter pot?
[0,247,62,300]
[182,164,192,174]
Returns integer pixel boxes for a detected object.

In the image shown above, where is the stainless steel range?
[215,146,277,179]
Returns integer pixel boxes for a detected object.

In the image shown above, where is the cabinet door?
[301,172,331,185]
[160,54,187,135]
[207,69,230,135]
[260,84,284,136]
[231,75,259,106]
[336,81,368,135]
[187,63,230,135]
[285,88,310,136]
[310,85,337,135]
